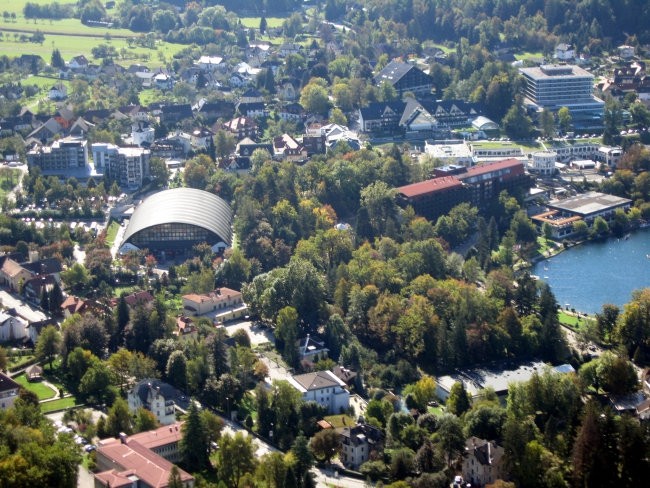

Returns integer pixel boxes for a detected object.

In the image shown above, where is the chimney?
[119,432,128,444]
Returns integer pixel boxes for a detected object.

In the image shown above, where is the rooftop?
[290,370,347,392]
[520,64,594,80]
[547,191,632,216]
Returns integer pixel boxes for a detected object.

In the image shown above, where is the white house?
[0,372,20,410]
[128,379,183,425]
[196,55,224,71]
[461,437,505,487]
[618,45,635,59]
[289,370,350,414]
[554,43,575,60]
[132,122,155,147]
[339,424,384,470]
[0,311,28,342]
[48,83,68,101]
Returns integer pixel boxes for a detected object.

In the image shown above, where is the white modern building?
[132,122,155,147]
[530,150,557,176]
[91,143,151,188]
[519,64,604,128]
[289,370,350,414]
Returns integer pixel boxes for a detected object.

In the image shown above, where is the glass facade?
[130,222,216,250]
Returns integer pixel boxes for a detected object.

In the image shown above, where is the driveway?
[223,319,273,346]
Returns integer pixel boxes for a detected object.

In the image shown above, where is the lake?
[532,228,650,314]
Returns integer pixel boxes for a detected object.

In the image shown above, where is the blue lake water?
[532,228,650,314]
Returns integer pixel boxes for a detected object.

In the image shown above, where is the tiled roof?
[0,372,20,394]
[292,370,345,391]
[398,176,463,198]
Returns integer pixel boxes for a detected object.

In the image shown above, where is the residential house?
[232,62,261,86]
[23,274,57,306]
[339,424,384,470]
[182,287,247,323]
[153,71,174,91]
[131,121,155,147]
[331,366,358,387]
[221,116,258,140]
[190,127,214,151]
[160,104,193,125]
[278,82,299,101]
[119,104,150,123]
[374,60,433,96]
[554,43,575,60]
[0,372,20,410]
[195,99,236,122]
[60,296,97,319]
[25,364,43,381]
[111,290,155,309]
[234,138,273,167]
[196,55,224,71]
[0,257,34,292]
[27,118,64,144]
[175,316,198,341]
[239,88,265,104]
[636,398,650,420]
[297,335,329,363]
[128,379,187,425]
[462,437,505,487]
[236,101,268,118]
[359,101,407,134]
[618,45,636,59]
[277,102,304,121]
[68,55,89,70]
[48,83,68,101]
[278,42,302,57]
[95,422,194,488]
[301,134,326,156]
[273,134,307,162]
[288,370,350,414]
[0,311,28,342]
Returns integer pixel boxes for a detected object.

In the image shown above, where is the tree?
[181,401,210,471]
[502,101,534,140]
[435,414,465,466]
[166,350,188,391]
[539,109,556,138]
[79,361,113,404]
[35,325,61,369]
[216,432,257,488]
[0,346,7,372]
[557,106,572,133]
[291,433,314,484]
[603,98,623,145]
[309,429,341,463]
[260,16,267,34]
[446,381,471,416]
[105,397,133,437]
[61,262,91,293]
[51,48,64,69]
[300,78,330,116]
[168,465,183,488]
[135,407,159,432]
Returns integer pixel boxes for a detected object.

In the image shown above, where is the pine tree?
[181,401,209,471]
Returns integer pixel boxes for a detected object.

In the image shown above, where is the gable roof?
[0,372,20,394]
[374,60,421,85]
[291,370,346,392]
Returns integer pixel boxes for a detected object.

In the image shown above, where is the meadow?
[0,1,186,69]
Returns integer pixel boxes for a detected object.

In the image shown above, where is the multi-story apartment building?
[91,143,150,189]
[26,137,88,172]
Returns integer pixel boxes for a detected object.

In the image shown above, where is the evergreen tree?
[181,401,210,471]
[291,433,314,484]
[48,281,64,314]
[446,381,471,416]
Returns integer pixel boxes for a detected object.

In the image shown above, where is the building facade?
[92,143,151,189]
[519,64,604,128]
[26,137,88,172]
[462,437,505,487]
[0,372,20,410]
[289,370,350,414]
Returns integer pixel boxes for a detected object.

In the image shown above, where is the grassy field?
[105,220,120,248]
[558,310,595,329]
[323,414,356,428]
[0,1,186,68]
[515,51,544,61]
[240,17,287,29]
[13,373,57,400]
[41,396,79,413]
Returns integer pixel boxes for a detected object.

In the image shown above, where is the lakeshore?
[532,227,650,314]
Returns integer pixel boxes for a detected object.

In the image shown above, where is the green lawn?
[240,17,287,29]
[323,414,356,428]
[105,220,120,248]
[2,0,77,16]
[13,373,57,400]
[514,51,544,61]
[41,396,79,413]
[6,352,35,370]
[558,310,595,330]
